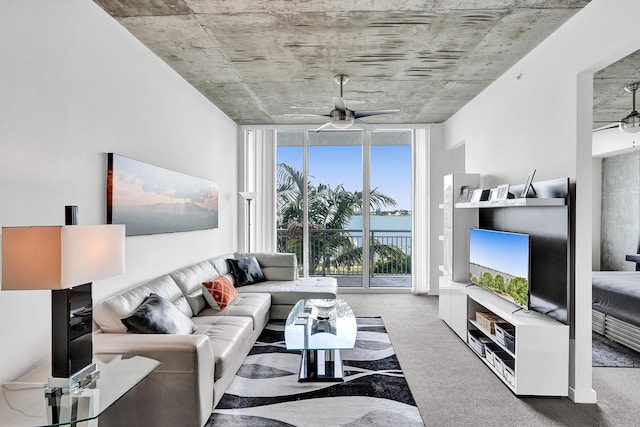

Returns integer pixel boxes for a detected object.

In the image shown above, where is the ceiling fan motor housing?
[330,108,354,128]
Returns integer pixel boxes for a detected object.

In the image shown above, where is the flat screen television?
[469,228,530,309]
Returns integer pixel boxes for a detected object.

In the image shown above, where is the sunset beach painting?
[107,153,218,236]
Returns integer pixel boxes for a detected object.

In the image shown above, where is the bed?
[592,271,640,353]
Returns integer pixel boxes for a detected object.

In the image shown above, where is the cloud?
[112,155,218,210]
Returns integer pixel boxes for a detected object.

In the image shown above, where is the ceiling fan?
[296,74,399,132]
[593,81,640,133]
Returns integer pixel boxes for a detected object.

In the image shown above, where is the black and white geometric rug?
[207,317,424,426]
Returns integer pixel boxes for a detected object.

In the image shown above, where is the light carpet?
[592,332,640,367]
[207,317,424,426]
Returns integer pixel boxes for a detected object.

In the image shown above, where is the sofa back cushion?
[234,252,298,281]
[211,253,234,276]
[170,260,218,315]
[94,274,192,333]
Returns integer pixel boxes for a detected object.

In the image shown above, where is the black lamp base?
[50,283,98,392]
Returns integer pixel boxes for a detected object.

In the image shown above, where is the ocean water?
[346,215,411,236]
[344,215,412,253]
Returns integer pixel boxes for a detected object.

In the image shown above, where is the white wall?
[0,0,238,384]
[591,130,639,268]
[443,0,640,403]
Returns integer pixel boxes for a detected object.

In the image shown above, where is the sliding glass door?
[308,131,364,287]
[276,128,412,289]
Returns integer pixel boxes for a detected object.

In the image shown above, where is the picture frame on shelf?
[488,188,499,201]
[471,189,484,202]
[458,185,476,202]
[520,169,537,198]
[496,184,510,200]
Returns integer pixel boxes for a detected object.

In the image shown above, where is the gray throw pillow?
[227,256,266,287]
[122,293,196,335]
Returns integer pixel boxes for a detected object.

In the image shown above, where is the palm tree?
[276,163,405,275]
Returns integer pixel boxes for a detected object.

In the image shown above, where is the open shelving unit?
[455,198,565,209]
[438,173,570,397]
[438,173,479,338]
[466,288,569,395]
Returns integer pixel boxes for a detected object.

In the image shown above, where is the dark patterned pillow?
[227,256,266,287]
[122,293,196,335]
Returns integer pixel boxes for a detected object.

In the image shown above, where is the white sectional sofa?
[93,252,337,427]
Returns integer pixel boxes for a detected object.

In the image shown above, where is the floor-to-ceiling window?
[276,128,412,290]
[369,131,412,288]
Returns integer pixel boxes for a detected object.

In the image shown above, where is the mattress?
[592,271,640,327]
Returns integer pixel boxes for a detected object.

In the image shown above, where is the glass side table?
[0,355,159,426]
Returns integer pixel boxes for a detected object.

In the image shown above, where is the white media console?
[438,173,569,397]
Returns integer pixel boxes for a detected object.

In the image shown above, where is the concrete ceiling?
[594,49,640,129]
[93,0,637,128]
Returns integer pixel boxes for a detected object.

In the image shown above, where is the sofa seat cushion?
[198,293,270,330]
[192,316,253,381]
[235,277,337,305]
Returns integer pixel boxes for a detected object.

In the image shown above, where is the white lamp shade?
[239,192,257,201]
[2,225,125,290]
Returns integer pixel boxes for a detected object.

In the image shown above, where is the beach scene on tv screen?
[469,229,529,308]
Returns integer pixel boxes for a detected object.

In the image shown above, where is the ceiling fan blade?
[354,118,376,131]
[592,124,620,132]
[353,109,400,119]
[288,105,331,110]
[334,97,346,113]
[283,113,330,117]
[313,122,334,133]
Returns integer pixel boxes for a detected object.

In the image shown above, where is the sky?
[469,228,530,278]
[277,144,412,211]
[111,154,218,210]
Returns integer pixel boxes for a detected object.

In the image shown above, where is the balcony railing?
[276,228,412,278]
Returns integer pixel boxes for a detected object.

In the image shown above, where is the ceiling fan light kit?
[620,82,640,134]
[330,109,355,128]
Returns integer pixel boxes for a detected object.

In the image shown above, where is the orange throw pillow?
[202,276,238,311]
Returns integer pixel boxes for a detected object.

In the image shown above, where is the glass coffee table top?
[285,299,357,351]
[284,299,357,382]
[0,355,159,426]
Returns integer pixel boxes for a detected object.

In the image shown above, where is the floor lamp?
[239,192,257,252]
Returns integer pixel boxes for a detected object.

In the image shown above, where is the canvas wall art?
[107,153,218,236]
